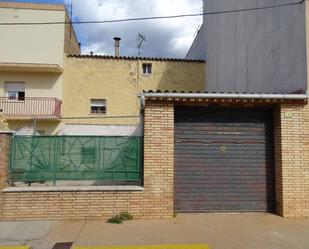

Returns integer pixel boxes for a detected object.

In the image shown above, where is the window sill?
[2,185,144,193]
[89,113,106,115]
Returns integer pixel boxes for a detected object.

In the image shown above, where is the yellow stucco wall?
[137,59,205,92]
[0,72,63,100]
[62,56,205,125]
[1,56,204,133]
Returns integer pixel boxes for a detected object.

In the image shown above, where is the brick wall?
[0,132,12,219]
[275,104,309,217]
[0,102,174,220]
[0,133,10,186]
[2,101,309,220]
[64,14,80,55]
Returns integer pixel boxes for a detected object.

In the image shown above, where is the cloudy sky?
[4,0,203,58]
[68,0,203,58]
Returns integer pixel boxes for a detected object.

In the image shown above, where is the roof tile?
[67,54,205,63]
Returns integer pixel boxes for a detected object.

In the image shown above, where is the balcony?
[0,97,62,119]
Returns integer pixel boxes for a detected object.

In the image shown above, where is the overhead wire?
[0,0,305,26]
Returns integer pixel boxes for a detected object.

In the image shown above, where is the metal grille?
[9,136,142,183]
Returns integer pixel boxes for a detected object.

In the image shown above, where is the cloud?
[67,0,202,58]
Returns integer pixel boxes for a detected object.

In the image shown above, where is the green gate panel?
[9,136,142,183]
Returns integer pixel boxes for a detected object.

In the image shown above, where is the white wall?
[0,7,66,66]
[58,124,143,137]
[0,72,63,99]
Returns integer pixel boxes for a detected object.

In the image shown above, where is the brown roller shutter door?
[174,107,275,213]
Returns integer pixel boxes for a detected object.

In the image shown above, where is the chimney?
[114,37,121,57]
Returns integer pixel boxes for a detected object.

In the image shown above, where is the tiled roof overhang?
[139,91,308,105]
[67,54,205,63]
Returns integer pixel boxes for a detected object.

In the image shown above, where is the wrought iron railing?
[9,136,142,183]
[0,97,62,117]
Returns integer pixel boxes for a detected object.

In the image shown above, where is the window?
[142,63,152,75]
[90,99,106,114]
[6,82,25,101]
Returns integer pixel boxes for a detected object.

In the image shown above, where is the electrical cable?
[0,0,305,26]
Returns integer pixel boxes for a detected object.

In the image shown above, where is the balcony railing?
[0,97,62,118]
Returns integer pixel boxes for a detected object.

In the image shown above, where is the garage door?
[175,107,275,213]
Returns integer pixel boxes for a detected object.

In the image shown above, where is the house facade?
[60,54,204,136]
[0,0,309,221]
[0,2,205,135]
[0,1,80,135]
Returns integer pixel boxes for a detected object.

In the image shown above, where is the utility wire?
[0,0,305,26]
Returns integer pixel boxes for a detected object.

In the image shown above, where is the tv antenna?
[137,33,147,57]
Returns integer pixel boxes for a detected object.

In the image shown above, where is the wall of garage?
[0,101,309,219]
[275,104,309,217]
[172,101,309,217]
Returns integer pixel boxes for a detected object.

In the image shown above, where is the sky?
[2,0,203,58]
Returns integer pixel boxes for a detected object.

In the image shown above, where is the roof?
[0,1,65,11]
[139,90,308,104]
[67,54,205,63]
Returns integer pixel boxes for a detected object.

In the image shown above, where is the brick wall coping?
[3,186,144,192]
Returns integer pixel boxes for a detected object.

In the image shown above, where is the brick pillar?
[0,132,12,220]
[0,132,11,188]
[143,101,174,218]
[275,104,309,217]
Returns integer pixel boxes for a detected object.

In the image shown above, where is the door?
[174,107,275,213]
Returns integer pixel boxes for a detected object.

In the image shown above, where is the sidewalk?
[0,214,309,249]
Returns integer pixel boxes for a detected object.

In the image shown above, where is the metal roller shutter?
[175,107,275,213]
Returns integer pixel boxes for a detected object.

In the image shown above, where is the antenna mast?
[137,34,147,57]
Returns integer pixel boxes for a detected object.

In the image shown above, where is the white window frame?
[5,82,25,101]
[142,63,152,75]
[90,99,107,114]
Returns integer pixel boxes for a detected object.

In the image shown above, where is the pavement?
[0,214,309,249]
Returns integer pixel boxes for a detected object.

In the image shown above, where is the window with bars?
[90,99,106,114]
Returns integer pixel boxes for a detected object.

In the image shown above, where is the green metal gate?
[9,136,142,183]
